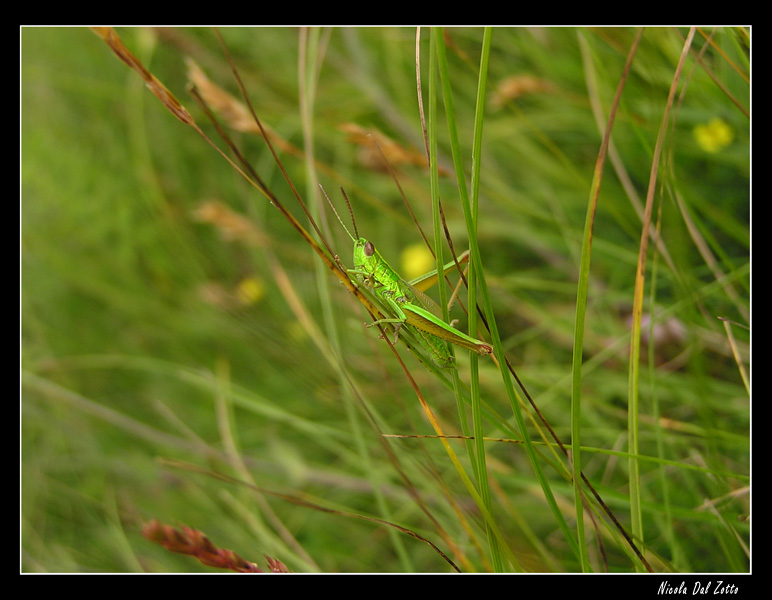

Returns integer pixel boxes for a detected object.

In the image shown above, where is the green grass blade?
[427,28,515,572]
[628,28,696,570]
[433,26,581,568]
[571,28,643,572]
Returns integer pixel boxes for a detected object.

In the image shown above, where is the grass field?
[21,26,749,574]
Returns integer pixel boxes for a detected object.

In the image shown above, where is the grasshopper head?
[353,238,378,274]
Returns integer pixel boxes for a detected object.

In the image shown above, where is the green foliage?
[22,26,749,573]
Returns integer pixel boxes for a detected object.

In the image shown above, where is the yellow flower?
[235,276,264,305]
[693,117,734,153]
[400,243,435,282]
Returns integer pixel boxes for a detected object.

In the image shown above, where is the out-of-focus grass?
[22,27,749,573]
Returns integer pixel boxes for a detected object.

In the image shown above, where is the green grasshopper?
[328,189,493,368]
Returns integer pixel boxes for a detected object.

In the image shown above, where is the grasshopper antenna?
[338,187,360,240]
[319,184,357,243]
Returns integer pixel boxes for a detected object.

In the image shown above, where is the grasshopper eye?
[364,241,375,257]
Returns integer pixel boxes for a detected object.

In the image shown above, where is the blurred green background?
[22,27,749,573]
